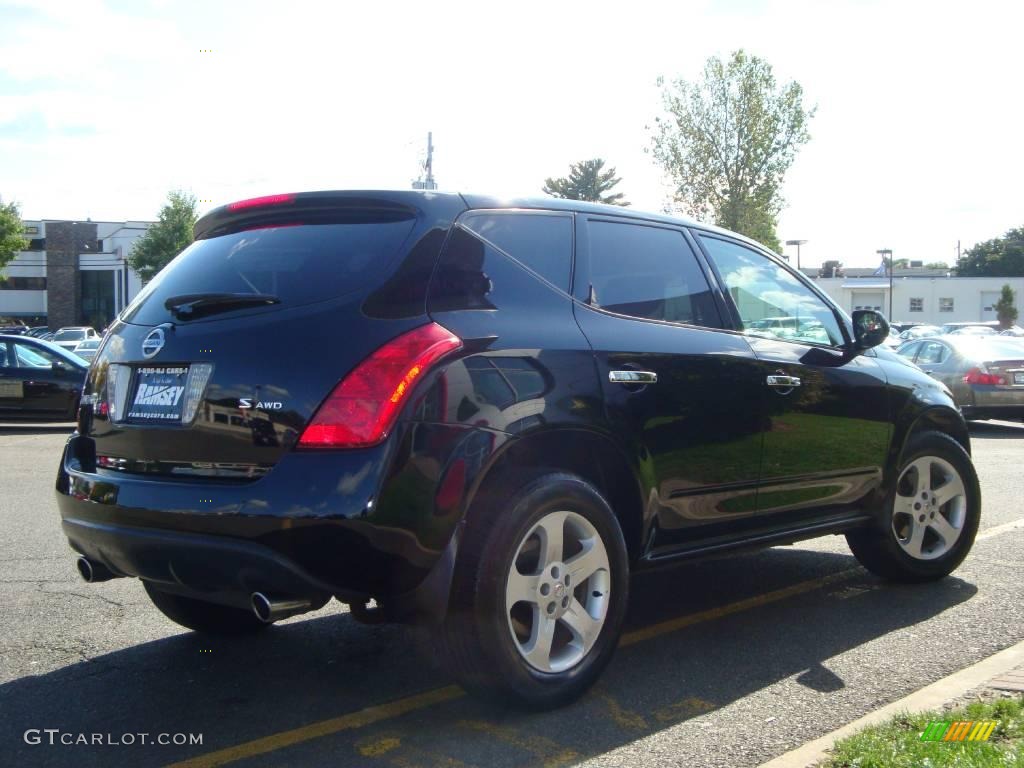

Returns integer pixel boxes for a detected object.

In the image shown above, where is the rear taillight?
[964,367,1005,385]
[297,323,462,449]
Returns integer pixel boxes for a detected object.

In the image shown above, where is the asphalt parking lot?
[1,422,1022,768]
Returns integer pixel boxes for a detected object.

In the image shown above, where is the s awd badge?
[239,398,283,410]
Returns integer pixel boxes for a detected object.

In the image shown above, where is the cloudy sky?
[1,0,1020,267]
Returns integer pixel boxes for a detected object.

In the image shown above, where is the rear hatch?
[81,192,462,480]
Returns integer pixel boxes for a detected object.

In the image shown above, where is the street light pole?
[785,239,808,271]
[877,248,893,320]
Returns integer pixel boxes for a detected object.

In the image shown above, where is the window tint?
[917,341,948,365]
[459,212,572,291]
[123,215,416,325]
[700,235,844,346]
[586,220,721,327]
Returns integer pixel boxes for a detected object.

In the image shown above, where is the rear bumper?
[56,423,503,611]
[963,386,1024,420]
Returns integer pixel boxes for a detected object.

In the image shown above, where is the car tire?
[143,581,270,635]
[436,471,629,708]
[846,431,980,582]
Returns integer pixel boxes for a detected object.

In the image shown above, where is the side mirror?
[852,310,890,350]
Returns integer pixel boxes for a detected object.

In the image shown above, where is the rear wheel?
[846,431,980,582]
[437,472,628,708]
[143,582,269,635]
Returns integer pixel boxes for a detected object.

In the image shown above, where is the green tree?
[542,158,629,206]
[956,227,1024,277]
[128,190,199,282]
[0,197,29,274]
[925,261,949,270]
[650,49,815,253]
[995,284,1018,328]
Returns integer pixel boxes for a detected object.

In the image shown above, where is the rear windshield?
[54,329,86,341]
[122,217,416,325]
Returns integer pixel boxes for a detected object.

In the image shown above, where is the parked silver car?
[51,327,99,352]
[896,336,1024,421]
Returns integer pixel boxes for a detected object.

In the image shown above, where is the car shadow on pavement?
[0,423,75,436]
[968,420,1024,438]
[0,547,977,768]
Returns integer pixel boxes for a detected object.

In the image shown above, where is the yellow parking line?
[165,569,858,768]
[620,568,858,647]
[165,686,463,768]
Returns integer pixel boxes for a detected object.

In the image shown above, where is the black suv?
[57,191,980,707]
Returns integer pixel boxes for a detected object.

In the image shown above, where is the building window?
[0,277,46,290]
[27,238,45,251]
[909,298,923,312]
[939,297,954,313]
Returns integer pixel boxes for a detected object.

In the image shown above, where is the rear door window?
[584,220,722,328]
[459,211,573,291]
[122,214,416,325]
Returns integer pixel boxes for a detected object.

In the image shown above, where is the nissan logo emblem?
[141,328,165,358]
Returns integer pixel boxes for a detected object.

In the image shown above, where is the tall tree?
[543,159,629,206]
[0,197,29,274]
[650,50,815,253]
[956,227,1024,277]
[995,284,1018,328]
[128,190,199,282]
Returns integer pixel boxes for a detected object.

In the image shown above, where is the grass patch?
[821,695,1024,767]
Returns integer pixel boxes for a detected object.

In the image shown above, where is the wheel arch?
[463,427,646,563]
[901,405,971,459]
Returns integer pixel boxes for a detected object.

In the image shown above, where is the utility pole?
[877,248,893,320]
[412,132,438,190]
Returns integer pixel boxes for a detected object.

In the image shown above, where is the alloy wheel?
[505,510,611,673]
[892,455,967,560]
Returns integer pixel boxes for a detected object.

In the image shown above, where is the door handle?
[609,370,658,385]
[766,374,801,388]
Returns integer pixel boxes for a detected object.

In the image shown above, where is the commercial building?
[805,267,1022,326]
[1,219,151,330]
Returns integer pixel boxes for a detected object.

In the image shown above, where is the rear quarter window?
[122,216,416,325]
[458,211,573,292]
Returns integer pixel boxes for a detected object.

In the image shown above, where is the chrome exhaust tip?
[76,556,117,583]
[250,592,314,624]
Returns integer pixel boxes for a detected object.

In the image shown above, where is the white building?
[810,273,1023,325]
[1,219,151,330]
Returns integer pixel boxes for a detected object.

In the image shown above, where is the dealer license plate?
[126,365,190,423]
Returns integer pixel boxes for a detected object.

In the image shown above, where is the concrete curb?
[757,638,1024,768]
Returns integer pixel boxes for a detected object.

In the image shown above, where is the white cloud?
[0,0,1020,265]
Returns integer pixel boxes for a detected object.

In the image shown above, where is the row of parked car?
[0,324,103,360]
[885,323,1024,422]
[884,320,1024,346]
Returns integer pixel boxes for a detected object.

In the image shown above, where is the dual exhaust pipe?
[76,556,119,583]
[250,592,315,624]
[76,557,317,624]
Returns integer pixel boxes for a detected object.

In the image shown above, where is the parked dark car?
[896,335,1024,420]
[56,191,981,707]
[0,334,89,421]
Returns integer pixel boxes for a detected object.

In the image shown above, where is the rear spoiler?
[194,190,465,240]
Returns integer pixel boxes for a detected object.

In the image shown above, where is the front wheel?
[846,431,981,582]
[437,472,629,708]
